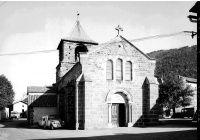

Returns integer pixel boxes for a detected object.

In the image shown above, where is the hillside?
[147,45,197,79]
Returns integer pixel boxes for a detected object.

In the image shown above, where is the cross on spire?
[77,11,80,21]
[115,25,123,36]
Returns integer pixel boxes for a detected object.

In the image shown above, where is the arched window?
[116,59,123,80]
[75,44,88,61]
[125,61,132,81]
[106,60,113,80]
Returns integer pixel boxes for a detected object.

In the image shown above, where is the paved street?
[0,118,197,140]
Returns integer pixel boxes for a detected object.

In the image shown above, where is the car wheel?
[50,125,54,130]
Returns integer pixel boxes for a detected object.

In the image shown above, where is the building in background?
[8,97,28,118]
[177,76,197,118]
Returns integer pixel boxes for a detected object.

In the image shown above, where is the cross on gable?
[115,25,123,36]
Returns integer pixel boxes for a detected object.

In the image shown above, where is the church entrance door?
[111,104,119,127]
[111,103,126,127]
[119,103,126,127]
[107,90,133,128]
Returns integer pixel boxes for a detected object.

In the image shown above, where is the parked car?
[181,108,194,118]
[41,115,64,130]
[10,111,20,119]
[38,116,46,127]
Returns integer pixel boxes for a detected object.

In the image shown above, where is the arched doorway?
[106,89,133,128]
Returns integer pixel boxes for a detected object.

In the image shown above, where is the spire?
[64,13,98,45]
[77,11,79,21]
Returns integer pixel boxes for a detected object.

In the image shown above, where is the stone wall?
[27,106,34,125]
[78,81,85,130]
[65,82,76,129]
[58,90,65,121]
[56,36,159,130]
[78,36,159,129]
[56,41,94,82]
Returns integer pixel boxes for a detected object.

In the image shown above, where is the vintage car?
[10,111,20,119]
[38,116,46,127]
[39,115,64,130]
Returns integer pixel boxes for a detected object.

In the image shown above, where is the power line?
[0,49,57,56]
[0,31,195,57]
[129,31,191,42]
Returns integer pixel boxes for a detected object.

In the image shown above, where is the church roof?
[63,20,98,45]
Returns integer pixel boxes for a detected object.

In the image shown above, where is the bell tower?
[56,15,98,82]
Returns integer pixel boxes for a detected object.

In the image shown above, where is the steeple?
[64,13,98,45]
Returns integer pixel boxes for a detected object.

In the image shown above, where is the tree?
[147,45,197,79]
[0,75,15,110]
[157,75,194,116]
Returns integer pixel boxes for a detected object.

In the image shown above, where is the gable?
[13,101,27,106]
[88,35,155,61]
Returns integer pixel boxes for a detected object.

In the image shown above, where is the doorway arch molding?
[105,89,133,103]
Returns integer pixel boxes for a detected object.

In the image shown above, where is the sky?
[0,1,197,101]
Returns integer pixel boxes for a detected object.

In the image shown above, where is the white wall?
[33,107,58,123]
[13,102,27,113]
[186,82,197,110]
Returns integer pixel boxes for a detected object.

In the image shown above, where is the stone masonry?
[55,19,159,130]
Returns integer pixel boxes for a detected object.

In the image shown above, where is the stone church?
[27,18,159,130]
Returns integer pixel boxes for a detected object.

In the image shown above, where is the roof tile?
[29,95,57,107]
[64,20,98,45]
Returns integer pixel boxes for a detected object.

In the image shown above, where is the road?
[0,118,197,140]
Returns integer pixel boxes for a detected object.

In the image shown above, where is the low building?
[27,86,58,125]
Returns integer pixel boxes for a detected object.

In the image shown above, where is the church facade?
[28,19,159,130]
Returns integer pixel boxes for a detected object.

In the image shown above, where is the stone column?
[125,104,128,126]
[75,82,79,130]
[108,103,112,128]
[128,103,132,127]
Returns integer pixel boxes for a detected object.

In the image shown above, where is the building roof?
[63,20,98,45]
[13,100,27,105]
[27,86,58,93]
[179,76,197,83]
[21,97,28,104]
[189,2,198,13]
[29,95,57,107]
